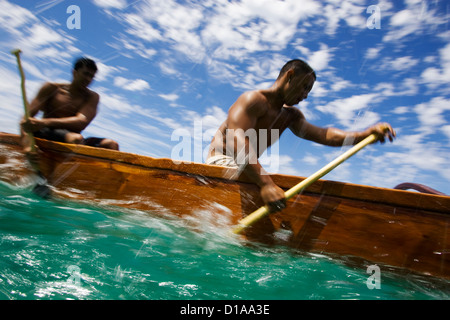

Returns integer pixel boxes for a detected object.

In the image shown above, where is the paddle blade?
[32,183,51,199]
[31,172,51,199]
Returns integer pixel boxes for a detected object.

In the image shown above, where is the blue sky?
[0,0,449,195]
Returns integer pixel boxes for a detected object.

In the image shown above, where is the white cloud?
[309,80,328,98]
[365,47,382,60]
[387,14,417,41]
[374,78,419,97]
[123,13,163,42]
[93,0,128,10]
[96,89,136,115]
[96,87,182,133]
[159,93,179,102]
[125,79,150,91]
[384,1,447,42]
[298,101,319,121]
[330,78,353,92]
[302,153,319,166]
[441,125,450,141]
[414,96,450,135]
[235,53,290,90]
[399,78,419,95]
[320,0,371,36]
[0,0,77,68]
[0,0,37,35]
[383,56,420,71]
[390,9,414,26]
[437,30,450,42]
[113,76,150,91]
[308,44,334,72]
[316,93,382,130]
[111,36,158,60]
[392,106,410,115]
[119,0,321,77]
[201,0,320,58]
[124,0,205,62]
[94,62,119,82]
[27,24,64,47]
[421,43,450,90]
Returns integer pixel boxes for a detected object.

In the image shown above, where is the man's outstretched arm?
[289,112,396,146]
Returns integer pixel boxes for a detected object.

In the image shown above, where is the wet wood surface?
[1,132,449,280]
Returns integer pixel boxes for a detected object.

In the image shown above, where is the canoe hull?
[1,133,449,280]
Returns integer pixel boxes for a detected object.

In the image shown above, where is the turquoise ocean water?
[0,181,449,301]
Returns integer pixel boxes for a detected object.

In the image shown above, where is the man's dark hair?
[277,59,316,80]
[73,57,98,72]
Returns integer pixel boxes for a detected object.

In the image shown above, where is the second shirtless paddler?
[20,57,119,156]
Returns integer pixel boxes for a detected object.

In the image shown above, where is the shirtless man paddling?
[207,59,396,212]
[21,57,119,156]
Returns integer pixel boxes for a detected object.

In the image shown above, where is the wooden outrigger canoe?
[1,132,449,281]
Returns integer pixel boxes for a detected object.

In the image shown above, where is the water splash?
[0,182,449,300]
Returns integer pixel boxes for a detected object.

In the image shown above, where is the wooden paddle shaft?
[232,133,378,234]
[12,49,35,152]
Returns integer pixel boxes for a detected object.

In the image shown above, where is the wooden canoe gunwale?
[1,132,447,215]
